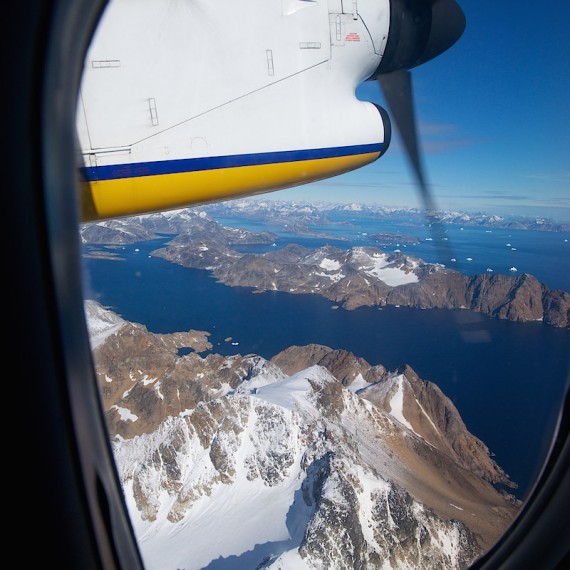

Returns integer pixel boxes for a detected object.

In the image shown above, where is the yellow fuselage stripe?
[80,152,380,221]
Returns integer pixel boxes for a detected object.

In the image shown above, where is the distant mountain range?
[86,300,521,570]
[201,199,570,233]
[81,208,570,328]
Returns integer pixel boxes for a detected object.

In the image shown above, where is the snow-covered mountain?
[200,199,570,232]
[85,301,520,570]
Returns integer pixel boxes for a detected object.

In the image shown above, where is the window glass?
[79,2,569,569]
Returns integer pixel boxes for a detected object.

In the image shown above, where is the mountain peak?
[86,302,521,568]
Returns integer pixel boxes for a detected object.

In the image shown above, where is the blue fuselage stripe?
[80,143,386,182]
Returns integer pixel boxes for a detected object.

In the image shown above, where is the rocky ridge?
[154,237,570,328]
[80,209,569,327]
[85,301,521,570]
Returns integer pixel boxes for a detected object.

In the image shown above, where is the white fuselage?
[76,0,392,219]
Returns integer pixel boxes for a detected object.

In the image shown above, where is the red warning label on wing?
[345,32,361,42]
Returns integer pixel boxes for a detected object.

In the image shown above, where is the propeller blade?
[377,69,431,210]
[377,69,454,264]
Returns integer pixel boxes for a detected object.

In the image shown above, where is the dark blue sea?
[218,213,570,293]
[81,217,570,500]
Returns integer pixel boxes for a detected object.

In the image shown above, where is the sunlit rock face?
[82,210,570,327]
[86,302,521,570]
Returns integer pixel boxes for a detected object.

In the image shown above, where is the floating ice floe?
[450,258,456,262]
[466,257,473,261]
[486,268,493,272]
[510,267,518,272]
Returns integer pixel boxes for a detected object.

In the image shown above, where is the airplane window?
[76,1,569,569]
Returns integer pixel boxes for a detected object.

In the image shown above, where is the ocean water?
[220,214,570,293]
[81,220,570,501]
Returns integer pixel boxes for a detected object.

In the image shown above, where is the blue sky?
[276,1,570,222]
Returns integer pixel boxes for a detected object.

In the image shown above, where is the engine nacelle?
[77,0,394,220]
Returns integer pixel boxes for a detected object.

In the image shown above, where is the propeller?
[370,0,466,264]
